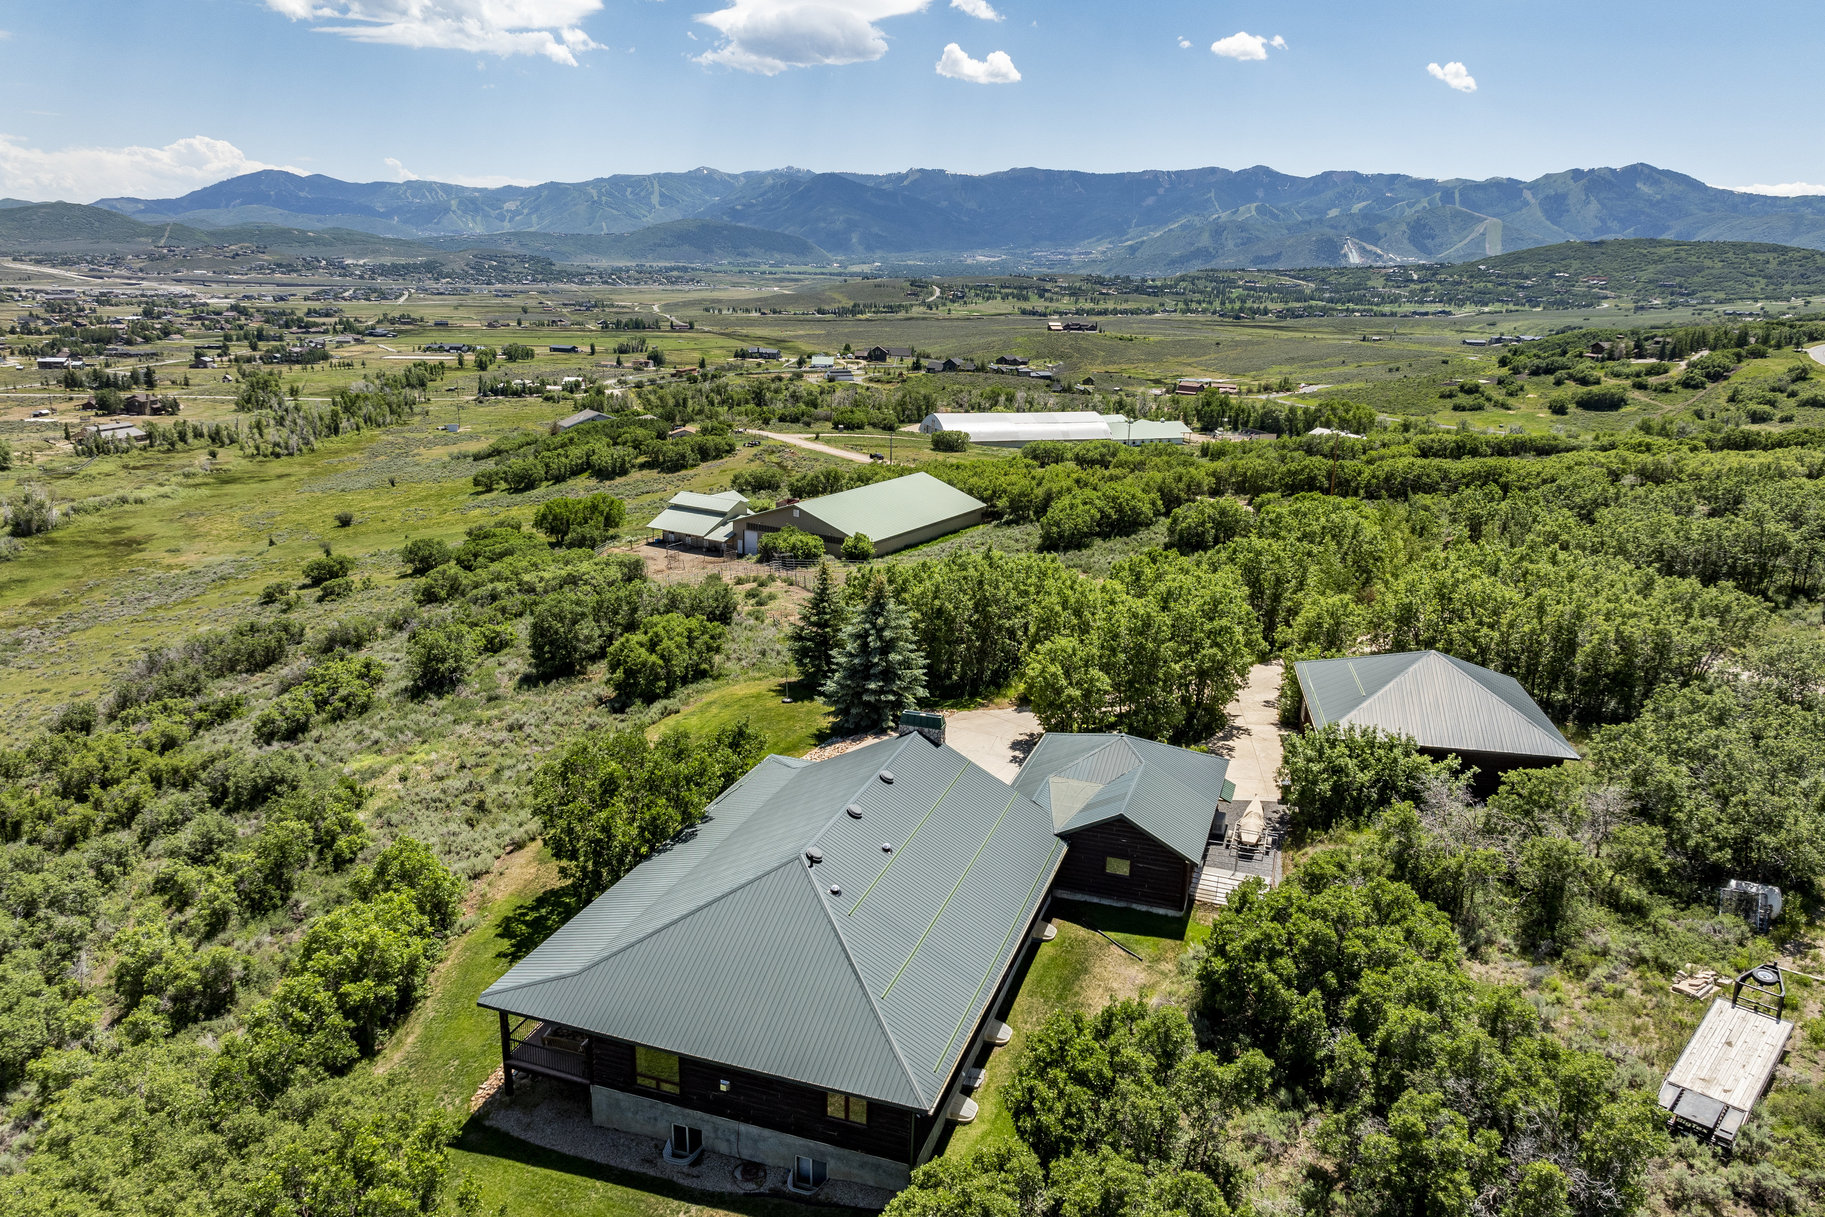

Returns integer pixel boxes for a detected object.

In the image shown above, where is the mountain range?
[17,163,1825,271]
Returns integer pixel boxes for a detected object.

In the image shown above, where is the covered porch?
[497,1011,594,1092]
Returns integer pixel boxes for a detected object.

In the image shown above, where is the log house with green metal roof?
[479,729,1230,1191]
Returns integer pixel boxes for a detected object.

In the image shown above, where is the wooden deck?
[1195,800,1283,906]
[1658,998,1793,1144]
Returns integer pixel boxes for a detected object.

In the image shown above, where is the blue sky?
[1,0,1820,201]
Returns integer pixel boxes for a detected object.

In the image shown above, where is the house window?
[826,1092,868,1124]
[1105,857,1131,876]
[635,1046,681,1094]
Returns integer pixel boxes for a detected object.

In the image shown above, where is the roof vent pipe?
[805,847,823,865]
[846,804,863,819]
[878,771,894,784]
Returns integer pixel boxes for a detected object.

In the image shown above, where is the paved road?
[1808,344,1825,368]
[749,430,874,463]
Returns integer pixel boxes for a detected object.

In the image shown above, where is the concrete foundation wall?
[590,1085,912,1191]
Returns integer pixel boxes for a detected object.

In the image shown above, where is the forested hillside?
[0,345,1821,1215]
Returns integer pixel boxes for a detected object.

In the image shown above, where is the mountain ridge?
[48,163,1825,270]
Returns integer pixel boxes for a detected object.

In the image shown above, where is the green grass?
[649,676,832,756]
[943,899,1204,1158]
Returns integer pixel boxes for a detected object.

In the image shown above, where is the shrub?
[5,486,56,538]
[472,621,516,654]
[531,493,625,545]
[603,613,726,704]
[259,581,293,605]
[840,532,874,562]
[587,445,636,480]
[1574,385,1630,412]
[405,623,476,695]
[757,526,826,563]
[301,553,355,586]
[528,592,603,678]
[355,837,464,934]
[1167,498,1252,553]
[312,616,379,655]
[399,537,452,576]
[930,430,968,452]
[316,576,354,603]
[334,510,354,528]
[730,466,785,495]
[253,688,319,744]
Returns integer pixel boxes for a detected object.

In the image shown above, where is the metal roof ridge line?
[1349,650,1559,749]
[796,851,928,1107]
[845,758,970,917]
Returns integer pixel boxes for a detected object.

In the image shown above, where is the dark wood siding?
[589,1035,916,1164]
[1056,818,1193,912]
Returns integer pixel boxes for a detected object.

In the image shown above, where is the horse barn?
[734,472,985,558]
[479,729,1232,1193]
[1292,651,1579,788]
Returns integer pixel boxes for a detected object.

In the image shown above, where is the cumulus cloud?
[935,42,1019,83]
[1210,31,1284,61]
[1177,36,1191,49]
[950,0,1000,19]
[0,134,300,202]
[1426,60,1476,92]
[263,0,603,66]
[694,0,931,74]
[1722,181,1825,197]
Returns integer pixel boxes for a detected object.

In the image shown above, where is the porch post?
[499,1010,515,1096]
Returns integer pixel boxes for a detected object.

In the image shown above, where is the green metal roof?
[1014,733,1229,863]
[746,472,984,542]
[1294,651,1578,761]
[479,734,1063,1112]
[1099,416,1191,444]
[645,490,751,541]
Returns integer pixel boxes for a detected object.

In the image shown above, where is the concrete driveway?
[944,707,1042,783]
[1209,662,1287,802]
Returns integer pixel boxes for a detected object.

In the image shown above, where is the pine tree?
[787,559,847,690]
[821,572,928,734]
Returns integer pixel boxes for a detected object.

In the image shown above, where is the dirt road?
[749,430,874,463]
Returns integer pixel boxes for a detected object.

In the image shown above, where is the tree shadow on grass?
[496,882,591,965]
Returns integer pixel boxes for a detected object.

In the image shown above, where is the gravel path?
[750,430,874,464]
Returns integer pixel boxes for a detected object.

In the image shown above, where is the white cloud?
[935,41,1019,83]
[1427,60,1476,92]
[950,0,1000,19]
[383,156,532,187]
[263,1,603,66]
[384,156,419,181]
[694,0,931,74]
[1177,36,1191,49]
[0,134,301,202]
[1210,31,1284,61]
[1722,182,1825,197]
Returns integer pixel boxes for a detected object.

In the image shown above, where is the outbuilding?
[556,409,610,431]
[1292,651,1579,783]
[1102,416,1191,445]
[918,411,1113,446]
[735,471,984,557]
[645,490,754,552]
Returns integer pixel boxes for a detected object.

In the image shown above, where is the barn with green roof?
[734,471,985,557]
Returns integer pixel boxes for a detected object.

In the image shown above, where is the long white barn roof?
[919,411,1112,443]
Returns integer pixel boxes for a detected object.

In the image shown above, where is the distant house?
[736,471,985,557]
[1175,378,1238,396]
[826,370,857,383]
[645,490,754,553]
[35,356,70,370]
[555,409,611,431]
[865,346,914,363]
[120,393,178,416]
[669,321,693,331]
[78,422,147,445]
[1293,651,1578,785]
[1047,320,1099,332]
[1462,338,1489,347]
[809,355,836,369]
[924,357,975,374]
[365,328,397,338]
[550,344,581,354]
[739,347,781,361]
[478,727,1231,1192]
[992,355,1029,367]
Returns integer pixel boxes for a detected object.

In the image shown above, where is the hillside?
[434,219,832,265]
[85,162,1825,269]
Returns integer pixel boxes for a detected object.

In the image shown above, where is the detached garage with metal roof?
[1293,651,1579,779]
[645,490,753,552]
[735,472,985,558]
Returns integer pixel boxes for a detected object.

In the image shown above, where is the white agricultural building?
[918,411,1188,448]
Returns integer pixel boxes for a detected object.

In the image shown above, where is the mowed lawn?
[943,898,1209,1158]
